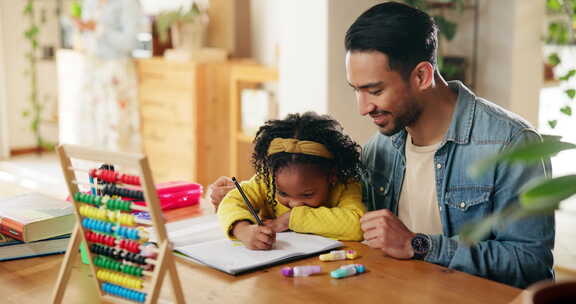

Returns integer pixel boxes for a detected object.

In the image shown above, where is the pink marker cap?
[281,267,294,277]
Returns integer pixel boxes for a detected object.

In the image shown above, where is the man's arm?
[361,130,555,288]
[425,129,554,288]
[208,176,235,212]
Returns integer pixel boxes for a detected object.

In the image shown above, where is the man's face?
[346,51,422,136]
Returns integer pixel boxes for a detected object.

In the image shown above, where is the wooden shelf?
[236,132,254,144]
[229,64,278,178]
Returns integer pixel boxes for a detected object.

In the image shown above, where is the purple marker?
[281,265,321,277]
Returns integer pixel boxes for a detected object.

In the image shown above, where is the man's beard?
[377,103,422,136]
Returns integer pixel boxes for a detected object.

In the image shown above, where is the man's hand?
[208,176,235,212]
[232,221,276,250]
[360,209,415,259]
[264,211,291,233]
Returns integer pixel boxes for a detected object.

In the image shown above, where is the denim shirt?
[361,81,555,288]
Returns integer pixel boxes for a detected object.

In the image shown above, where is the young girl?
[217,112,366,250]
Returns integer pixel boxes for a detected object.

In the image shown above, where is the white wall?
[277,0,329,117]
[327,0,382,145]
[249,0,279,67]
[250,0,546,144]
[250,0,377,145]
[0,0,9,158]
[447,0,544,127]
[0,0,59,150]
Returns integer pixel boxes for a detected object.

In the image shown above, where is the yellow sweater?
[217,175,365,241]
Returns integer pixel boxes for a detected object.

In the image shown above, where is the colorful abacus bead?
[91,244,148,265]
[119,239,141,253]
[117,213,136,226]
[90,168,141,186]
[86,230,116,247]
[119,173,140,186]
[102,184,144,200]
[102,282,146,303]
[94,255,144,277]
[83,218,114,234]
[96,269,144,289]
[79,204,107,221]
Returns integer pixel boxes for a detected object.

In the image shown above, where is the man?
[209,2,554,288]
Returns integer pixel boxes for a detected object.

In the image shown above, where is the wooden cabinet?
[136,58,275,187]
[136,58,228,187]
[229,65,278,180]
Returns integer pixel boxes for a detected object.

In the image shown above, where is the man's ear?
[410,61,434,91]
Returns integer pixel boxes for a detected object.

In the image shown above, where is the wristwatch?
[411,233,431,260]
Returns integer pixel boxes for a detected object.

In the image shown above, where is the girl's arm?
[216,175,270,238]
[288,181,366,241]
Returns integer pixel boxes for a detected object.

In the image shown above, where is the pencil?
[231,177,264,226]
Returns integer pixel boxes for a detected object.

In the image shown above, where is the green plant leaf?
[31,119,39,132]
[547,22,570,44]
[434,15,457,41]
[468,138,576,177]
[547,53,561,66]
[24,26,39,39]
[547,0,562,11]
[559,69,576,81]
[566,89,576,99]
[560,105,572,116]
[22,110,30,117]
[23,2,33,15]
[548,120,558,129]
[519,175,576,212]
[459,212,502,244]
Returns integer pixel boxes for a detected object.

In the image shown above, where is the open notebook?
[155,215,342,275]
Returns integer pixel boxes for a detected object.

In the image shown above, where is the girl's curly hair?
[251,112,363,207]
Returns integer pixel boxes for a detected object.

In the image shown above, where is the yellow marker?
[320,249,358,261]
[319,250,347,261]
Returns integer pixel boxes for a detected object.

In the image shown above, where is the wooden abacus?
[51,145,185,304]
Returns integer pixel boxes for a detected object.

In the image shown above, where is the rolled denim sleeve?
[424,129,555,288]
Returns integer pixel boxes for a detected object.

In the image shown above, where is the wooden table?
[0,207,523,304]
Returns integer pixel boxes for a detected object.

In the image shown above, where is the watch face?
[412,235,429,254]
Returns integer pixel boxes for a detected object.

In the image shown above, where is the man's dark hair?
[345,1,438,79]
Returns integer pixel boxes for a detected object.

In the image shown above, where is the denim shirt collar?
[389,80,476,151]
[443,81,476,145]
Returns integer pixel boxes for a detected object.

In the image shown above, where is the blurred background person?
[72,0,143,152]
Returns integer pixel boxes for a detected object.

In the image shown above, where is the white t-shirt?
[398,134,443,235]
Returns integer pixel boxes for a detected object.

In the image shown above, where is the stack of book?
[0,192,74,261]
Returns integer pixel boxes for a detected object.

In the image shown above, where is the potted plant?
[543,0,575,129]
[22,0,54,153]
[155,3,209,52]
[400,0,469,83]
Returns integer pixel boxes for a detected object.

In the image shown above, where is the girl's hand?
[264,211,291,233]
[232,221,276,250]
